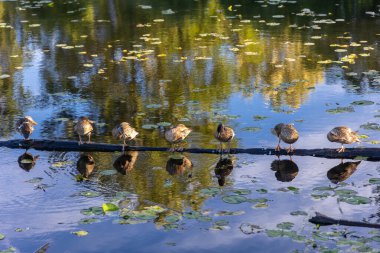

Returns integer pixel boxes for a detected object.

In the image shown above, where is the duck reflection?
[77,154,95,177]
[214,158,234,186]
[113,151,139,175]
[18,152,39,171]
[270,158,299,182]
[327,161,361,184]
[166,155,193,176]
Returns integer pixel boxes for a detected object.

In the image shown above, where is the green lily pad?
[253,115,268,121]
[360,122,380,131]
[266,229,285,237]
[215,210,245,216]
[369,178,380,184]
[79,191,101,198]
[247,198,269,203]
[196,215,213,222]
[312,186,335,191]
[311,192,330,199]
[287,186,299,193]
[142,124,158,130]
[102,203,119,212]
[163,223,179,231]
[130,211,157,220]
[371,236,380,242]
[156,122,171,127]
[0,234,5,240]
[253,203,268,208]
[165,215,181,223]
[232,189,252,195]
[326,106,354,114]
[339,195,371,205]
[222,195,247,204]
[200,187,220,197]
[183,211,202,219]
[80,206,103,216]
[144,205,166,213]
[256,188,268,194]
[290,211,308,216]
[14,228,23,232]
[214,220,229,226]
[118,219,148,225]
[99,169,117,176]
[0,247,16,253]
[79,218,100,224]
[334,189,358,196]
[241,127,261,132]
[240,223,262,234]
[276,222,294,230]
[351,100,375,106]
[146,104,162,109]
[71,230,88,237]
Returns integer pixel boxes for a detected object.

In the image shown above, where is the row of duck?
[16,116,361,153]
[18,151,361,186]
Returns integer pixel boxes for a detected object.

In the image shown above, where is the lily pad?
[200,187,220,197]
[71,230,88,237]
[253,203,268,208]
[164,214,181,223]
[102,203,119,212]
[183,211,202,219]
[253,115,268,121]
[215,210,245,216]
[142,124,158,130]
[360,122,380,131]
[276,222,294,230]
[79,218,100,224]
[79,191,101,198]
[232,189,252,195]
[351,100,375,106]
[0,234,5,240]
[369,178,380,184]
[80,206,103,216]
[241,127,261,132]
[145,104,162,109]
[247,198,268,203]
[266,229,285,237]
[312,186,335,191]
[156,122,171,127]
[222,195,247,204]
[326,106,354,114]
[256,188,268,194]
[334,189,358,196]
[25,177,43,183]
[290,211,308,216]
[339,195,371,205]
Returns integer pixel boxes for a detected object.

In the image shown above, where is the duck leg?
[87,133,91,143]
[275,138,281,151]
[287,144,295,153]
[78,135,83,145]
[337,144,345,153]
[122,139,126,152]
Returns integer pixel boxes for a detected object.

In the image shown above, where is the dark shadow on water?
[113,151,139,175]
[166,155,193,176]
[327,161,361,184]
[215,158,234,186]
[270,158,299,182]
[77,154,95,178]
[18,152,39,172]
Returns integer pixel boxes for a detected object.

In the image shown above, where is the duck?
[327,126,360,153]
[214,158,234,186]
[166,155,193,176]
[112,122,139,151]
[16,116,37,140]
[270,159,299,182]
[214,123,235,155]
[271,123,299,153]
[76,154,95,178]
[74,116,94,144]
[165,124,192,152]
[113,151,138,175]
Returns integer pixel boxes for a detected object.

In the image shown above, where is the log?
[0,139,380,161]
[309,212,380,229]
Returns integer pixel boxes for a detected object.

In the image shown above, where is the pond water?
[0,0,380,252]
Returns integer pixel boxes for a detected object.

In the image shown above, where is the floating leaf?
[102,203,119,212]
[183,211,202,219]
[79,218,100,225]
[25,177,43,183]
[215,210,245,216]
[312,186,335,191]
[326,106,354,114]
[311,192,330,199]
[277,222,294,230]
[145,104,162,109]
[71,230,88,237]
[369,178,380,184]
[287,186,299,193]
[253,115,268,121]
[156,122,171,127]
[334,189,358,196]
[241,127,261,132]
[256,188,268,194]
[351,100,375,106]
[222,195,247,204]
[232,189,251,195]
[165,215,181,223]
[253,203,268,208]
[248,198,268,203]
[200,187,220,197]
[0,234,5,240]
[80,206,103,216]
[266,229,284,237]
[339,195,371,205]
[360,122,380,131]
[142,124,158,130]
[290,211,308,216]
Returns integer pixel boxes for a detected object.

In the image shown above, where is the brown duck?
[112,122,139,151]
[327,126,360,153]
[74,116,94,144]
[76,154,95,178]
[272,123,299,153]
[327,161,361,184]
[214,123,235,155]
[16,116,37,140]
[165,124,192,151]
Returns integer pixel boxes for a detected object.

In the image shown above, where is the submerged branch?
[0,139,379,161]
[309,212,380,229]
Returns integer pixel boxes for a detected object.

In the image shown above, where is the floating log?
[0,139,380,161]
[309,212,380,229]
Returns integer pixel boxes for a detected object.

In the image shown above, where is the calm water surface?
[1,0,380,252]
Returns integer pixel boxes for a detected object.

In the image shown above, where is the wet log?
[309,212,380,229]
[0,139,380,161]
